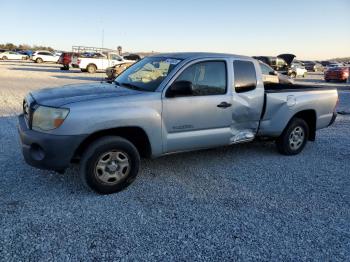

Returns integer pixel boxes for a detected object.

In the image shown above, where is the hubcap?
[94,150,130,185]
[289,126,305,150]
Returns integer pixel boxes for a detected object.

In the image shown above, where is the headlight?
[32,106,69,131]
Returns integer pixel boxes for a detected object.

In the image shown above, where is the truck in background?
[68,46,133,73]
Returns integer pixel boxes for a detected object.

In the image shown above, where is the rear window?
[260,63,273,75]
[233,60,257,93]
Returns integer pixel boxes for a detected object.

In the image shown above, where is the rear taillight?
[77,59,81,65]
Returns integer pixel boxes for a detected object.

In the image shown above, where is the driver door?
[162,60,233,153]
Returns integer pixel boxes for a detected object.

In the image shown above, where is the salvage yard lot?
[1,61,349,260]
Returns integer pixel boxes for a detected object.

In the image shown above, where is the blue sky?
[1,0,349,59]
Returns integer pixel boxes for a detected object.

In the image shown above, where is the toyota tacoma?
[18,53,338,194]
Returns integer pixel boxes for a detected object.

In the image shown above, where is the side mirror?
[166,80,193,97]
[269,71,277,76]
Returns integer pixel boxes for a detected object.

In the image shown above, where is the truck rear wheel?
[86,64,97,73]
[276,118,309,155]
[79,136,140,194]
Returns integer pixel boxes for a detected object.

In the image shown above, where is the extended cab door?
[162,59,233,153]
[230,59,265,143]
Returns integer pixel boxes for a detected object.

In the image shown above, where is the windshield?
[115,57,182,91]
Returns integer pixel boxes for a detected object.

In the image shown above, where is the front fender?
[46,97,163,156]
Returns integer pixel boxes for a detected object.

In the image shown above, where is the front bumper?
[18,114,86,171]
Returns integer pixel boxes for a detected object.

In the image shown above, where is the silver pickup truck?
[18,53,338,194]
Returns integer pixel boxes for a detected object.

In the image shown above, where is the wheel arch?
[86,63,97,70]
[287,109,317,141]
[73,126,152,162]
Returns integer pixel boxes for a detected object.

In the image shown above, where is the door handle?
[217,102,232,108]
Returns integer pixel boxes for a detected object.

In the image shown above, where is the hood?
[277,54,296,66]
[30,82,143,107]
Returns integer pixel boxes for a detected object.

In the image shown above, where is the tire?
[86,64,97,74]
[2,56,7,60]
[325,79,330,82]
[80,136,140,194]
[290,72,296,78]
[36,58,43,63]
[276,118,309,155]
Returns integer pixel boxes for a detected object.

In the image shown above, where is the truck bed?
[258,83,338,137]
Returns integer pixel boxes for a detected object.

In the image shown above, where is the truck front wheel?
[86,64,97,73]
[80,136,140,194]
[276,118,309,155]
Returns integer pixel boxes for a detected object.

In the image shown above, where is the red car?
[324,66,349,83]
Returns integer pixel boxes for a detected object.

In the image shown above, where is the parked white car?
[72,52,133,73]
[289,62,307,78]
[0,51,28,60]
[31,51,60,63]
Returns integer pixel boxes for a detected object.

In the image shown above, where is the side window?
[176,61,227,96]
[233,60,257,93]
[259,63,269,75]
[110,54,121,60]
[260,63,273,75]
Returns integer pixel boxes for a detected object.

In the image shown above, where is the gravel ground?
[0,61,349,261]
